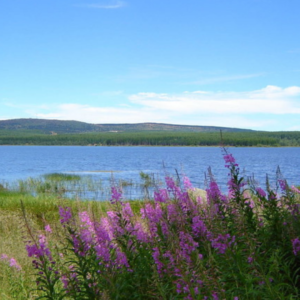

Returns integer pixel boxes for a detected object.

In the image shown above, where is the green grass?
[0,185,145,299]
[43,173,81,181]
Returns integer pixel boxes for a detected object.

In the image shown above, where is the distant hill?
[0,118,253,134]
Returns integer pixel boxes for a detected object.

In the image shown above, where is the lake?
[0,146,299,200]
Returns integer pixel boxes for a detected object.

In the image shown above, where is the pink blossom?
[59,206,72,224]
[183,176,193,190]
[9,258,22,271]
[45,224,52,233]
[111,186,122,204]
[1,253,8,260]
[292,238,300,255]
[291,185,300,194]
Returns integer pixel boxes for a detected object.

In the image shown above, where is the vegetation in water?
[43,173,81,182]
[1,149,300,299]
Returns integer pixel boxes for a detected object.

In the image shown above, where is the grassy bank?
[0,189,145,299]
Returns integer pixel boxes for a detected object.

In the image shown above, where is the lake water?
[0,146,299,200]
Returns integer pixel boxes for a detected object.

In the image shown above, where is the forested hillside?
[0,118,252,133]
[0,130,300,146]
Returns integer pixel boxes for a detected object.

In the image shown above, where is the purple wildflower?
[1,253,8,260]
[107,210,124,236]
[206,180,227,204]
[26,244,43,258]
[212,291,219,300]
[111,186,122,204]
[211,234,235,254]
[79,211,93,228]
[178,231,198,263]
[141,203,163,233]
[167,203,178,223]
[247,256,254,264]
[165,176,181,197]
[115,249,130,270]
[292,238,300,255]
[183,176,193,190]
[256,187,266,198]
[1,254,22,271]
[224,153,238,168]
[278,179,287,191]
[227,177,245,194]
[291,185,300,194]
[45,224,52,233]
[59,206,72,224]
[152,247,164,275]
[80,229,93,249]
[133,222,149,243]
[154,189,169,203]
[121,202,134,221]
[191,215,208,238]
[9,258,22,271]
[26,235,52,259]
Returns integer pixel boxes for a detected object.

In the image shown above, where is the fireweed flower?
[79,211,93,228]
[45,224,52,233]
[247,256,254,264]
[211,234,235,254]
[227,177,245,192]
[26,235,52,260]
[133,222,150,243]
[107,211,125,236]
[278,179,287,191]
[256,187,267,198]
[111,186,122,204]
[1,254,22,271]
[292,238,300,255]
[94,223,113,263]
[167,203,178,223]
[121,202,134,221]
[165,176,181,197]
[79,229,93,251]
[245,198,255,209]
[1,253,8,260]
[183,176,193,190]
[154,188,169,203]
[116,249,130,270]
[178,231,198,263]
[206,181,227,204]
[141,203,163,226]
[191,215,209,238]
[59,206,72,224]
[224,153,238,168]
[291,185,300,194]
[9,258,22,271]
[152,247,164,275]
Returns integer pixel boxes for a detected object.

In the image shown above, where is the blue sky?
[0,0,299,131]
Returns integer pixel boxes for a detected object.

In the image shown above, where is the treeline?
[1,131,300,146]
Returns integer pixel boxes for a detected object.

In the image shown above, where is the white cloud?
[78,1,126,9]
[129,85,300,115]
[36,104,170,124]
[8,85,300,130]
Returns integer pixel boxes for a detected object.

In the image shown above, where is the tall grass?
[2,149,300,299]
[7,171,160,202]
